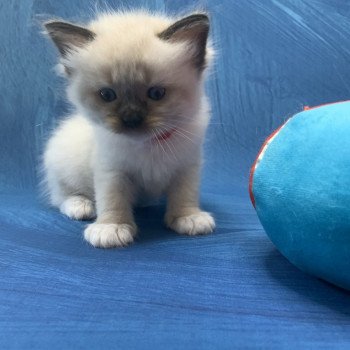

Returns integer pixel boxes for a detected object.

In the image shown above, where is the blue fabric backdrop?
[1,0,350,348]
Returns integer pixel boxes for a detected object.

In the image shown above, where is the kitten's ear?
[44,21,95,56]
[158,14,210,70]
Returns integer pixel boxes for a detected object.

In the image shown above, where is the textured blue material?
[252,101,350,290]
[1,1,350,349]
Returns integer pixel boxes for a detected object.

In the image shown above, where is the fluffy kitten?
[43,11,215,248]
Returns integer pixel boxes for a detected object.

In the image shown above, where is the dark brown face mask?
[112,89,148,130]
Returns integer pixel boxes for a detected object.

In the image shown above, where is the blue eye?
[147,86,166,101]
[99,88,117,102]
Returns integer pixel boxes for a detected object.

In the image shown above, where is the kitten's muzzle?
[121,113,145,129]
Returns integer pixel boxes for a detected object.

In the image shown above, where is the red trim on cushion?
[304,100,349,111]
[248,123,287,208]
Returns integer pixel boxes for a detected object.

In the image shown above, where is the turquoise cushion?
[250,101,350,290]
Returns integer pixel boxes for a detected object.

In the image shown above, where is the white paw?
[84,223,136,248]
[60,196,96,220]
[166,211,215,236]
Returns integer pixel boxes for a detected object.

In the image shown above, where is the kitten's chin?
[107,126,154,143]
[125,132,152,143]
[108,127,177,145]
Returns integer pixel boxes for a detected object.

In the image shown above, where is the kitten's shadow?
[134,204,176,243]
[264,248,350,316]
[134,202,220,244]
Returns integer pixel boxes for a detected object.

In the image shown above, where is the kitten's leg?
[84,171,136,248]
[46,171,96,220]
[60,195,96,220]
[165,164,215,235]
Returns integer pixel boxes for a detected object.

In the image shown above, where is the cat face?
[45,12,211,138]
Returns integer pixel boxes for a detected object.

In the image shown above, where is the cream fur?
[44,11,215,248]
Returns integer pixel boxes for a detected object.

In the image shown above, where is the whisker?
[154,128,171,162]
[175,120,225,126]
[173,125,198,137]
[152,121,198,145]
[174,129,197,145]
[155,121,196,136]
[158,113,225,126]
[150,129,157,170]
[155,126,178,162]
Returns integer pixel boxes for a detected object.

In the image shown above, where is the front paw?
[84,223,136,248]
[166,211,215,236]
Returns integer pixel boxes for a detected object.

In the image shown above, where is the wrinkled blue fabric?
[1,1,350,349]
[252,102,350,290]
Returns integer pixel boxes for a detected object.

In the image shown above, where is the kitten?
[43,11,215,248]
